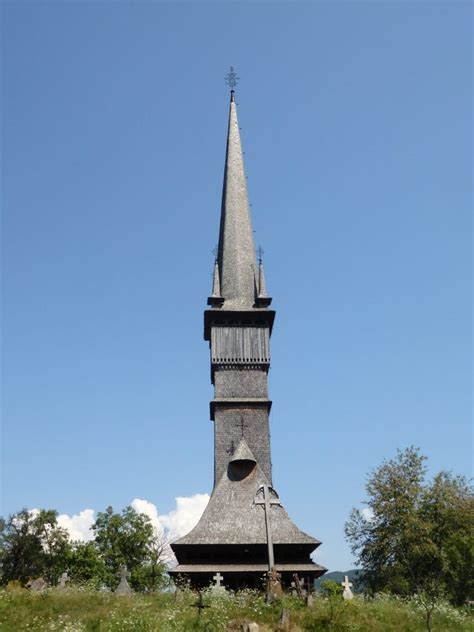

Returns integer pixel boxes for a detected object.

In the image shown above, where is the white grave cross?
[341,575,354,600]
[211,571,226,593]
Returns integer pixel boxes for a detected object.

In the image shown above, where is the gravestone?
[99,583,110,593]
[341,575,354,601]
[57,571,70,591]
[115,564,132,595]
[28,577,48,592]
[266,567,282,601]
[290,573,306,598]
[211,572,226,593]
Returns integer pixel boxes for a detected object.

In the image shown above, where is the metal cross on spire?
[225,66,239,89]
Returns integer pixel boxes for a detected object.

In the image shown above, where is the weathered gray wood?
[254,484,281,570]
[170,89,326,591]
[211,326,270,364]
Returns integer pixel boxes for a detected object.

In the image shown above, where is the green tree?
[320,579,343,598]
[141,530,171,592]
[0,509,70,586]
[92,505,161,591]
[319,580,345,629]
[421,471,474,606]
[345,447,474,612]
[67,541,107,588]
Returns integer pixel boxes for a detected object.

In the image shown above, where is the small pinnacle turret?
[256,259,272,307]
[208,260,224,307]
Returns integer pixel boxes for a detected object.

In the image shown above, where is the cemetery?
[1,580,473,631]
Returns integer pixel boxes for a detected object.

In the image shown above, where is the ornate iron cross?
[225,66,239,89]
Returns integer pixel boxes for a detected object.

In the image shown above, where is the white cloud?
[130,498,166,538]
[361,507,374,522]
[311,549,325,563]
[129,495,209,565]
[57,509,95,542]
[45,494,209,549]
[157,493,209,541]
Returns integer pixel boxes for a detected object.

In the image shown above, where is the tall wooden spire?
[170,85,325,591]
[216,91,258,310]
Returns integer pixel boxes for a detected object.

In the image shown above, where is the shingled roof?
[216,92,258,311]
[174,439,319,547]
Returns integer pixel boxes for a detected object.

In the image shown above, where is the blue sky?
[2,1,472,571]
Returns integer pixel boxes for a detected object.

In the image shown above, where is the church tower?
[170,84,326,590]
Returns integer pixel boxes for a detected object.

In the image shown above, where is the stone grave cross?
[211,571,226,594]
[57,571,70,590]
[341,575,354,600]
[254,484,281,571]
[115,564,132,595]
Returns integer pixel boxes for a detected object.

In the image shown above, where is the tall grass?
[0,587,471,631]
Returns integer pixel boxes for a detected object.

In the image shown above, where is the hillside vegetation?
[1,587,472,632]
[314,571,364,593]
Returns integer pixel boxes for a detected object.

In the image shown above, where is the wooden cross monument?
[254,484,281,570]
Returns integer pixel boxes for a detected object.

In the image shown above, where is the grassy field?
[0,587,471,631]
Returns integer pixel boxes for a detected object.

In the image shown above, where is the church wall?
[214,406,272,485]
[214,368,268,398]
